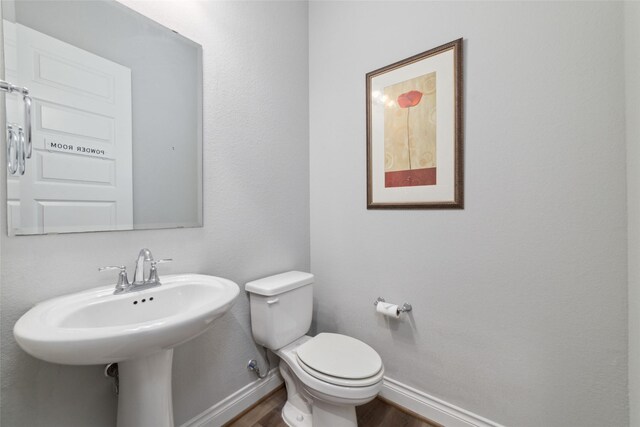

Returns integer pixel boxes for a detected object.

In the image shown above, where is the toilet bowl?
[246,272,384,427]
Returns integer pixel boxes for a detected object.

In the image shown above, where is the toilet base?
[282,401,312,427]
[281,400,357,427]
[279,359,359,427]
[312,400,357,427]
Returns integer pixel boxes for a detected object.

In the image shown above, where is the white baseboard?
[180,370,502,427]
[180,368,283,427]
[380,376,504,427]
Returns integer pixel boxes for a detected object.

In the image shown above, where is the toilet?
[246,271,384,427]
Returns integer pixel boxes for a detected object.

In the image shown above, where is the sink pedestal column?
[117,349,174,427]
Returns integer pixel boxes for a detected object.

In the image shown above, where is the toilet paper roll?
[376,302,400,319]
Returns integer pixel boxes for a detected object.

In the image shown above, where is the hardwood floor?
[225,386,441,427]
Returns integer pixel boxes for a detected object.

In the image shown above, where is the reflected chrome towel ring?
[1,80,32,175]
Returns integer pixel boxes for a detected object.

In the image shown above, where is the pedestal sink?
[13,274,240,427]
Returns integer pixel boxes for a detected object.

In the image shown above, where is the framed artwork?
[366,38,464,209]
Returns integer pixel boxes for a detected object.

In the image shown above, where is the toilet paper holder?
[373,297,412,314]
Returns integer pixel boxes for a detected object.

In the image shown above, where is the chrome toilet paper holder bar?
[373,297,412,313]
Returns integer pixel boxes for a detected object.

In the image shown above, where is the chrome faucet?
[132,248,154,285]
[132,248,172,291]
[99,248,172,294]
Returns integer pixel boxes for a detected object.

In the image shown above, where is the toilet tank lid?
[245,271,314,296]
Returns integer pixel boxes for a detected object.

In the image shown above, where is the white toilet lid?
[295,333,382,380]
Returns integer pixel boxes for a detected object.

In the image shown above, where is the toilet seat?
[277,336,384,405]
[295,333,383,387]
[296,358,383,387]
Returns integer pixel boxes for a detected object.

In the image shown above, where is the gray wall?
[626,2,640,426]
[309,2,628,426]
[0,1,309,425]
[9,0,202,228]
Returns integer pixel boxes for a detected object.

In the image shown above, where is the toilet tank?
[246,271,314,350]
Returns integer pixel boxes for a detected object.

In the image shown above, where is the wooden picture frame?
[366,38,464,209]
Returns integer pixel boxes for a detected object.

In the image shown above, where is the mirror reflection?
[3,0,203,235]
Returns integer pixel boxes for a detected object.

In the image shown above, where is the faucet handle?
[98,265,126,272]
[99,265,130,294]
[148,259,172,284]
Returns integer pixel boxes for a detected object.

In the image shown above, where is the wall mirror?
[2,0,203,235]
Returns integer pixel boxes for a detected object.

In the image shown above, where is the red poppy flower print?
[397,90,423,108]
[396,90,424,169]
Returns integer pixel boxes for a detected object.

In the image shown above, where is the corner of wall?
[625,2,640,426]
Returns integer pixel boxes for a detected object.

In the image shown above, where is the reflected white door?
[5,21,133,234]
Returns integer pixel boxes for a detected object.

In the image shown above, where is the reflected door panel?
[5,21,133,234]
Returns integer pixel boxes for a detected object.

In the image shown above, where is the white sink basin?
[13,273,240,427]
[14,274,239,365]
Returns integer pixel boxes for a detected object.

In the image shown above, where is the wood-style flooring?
[225,386,442,427]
